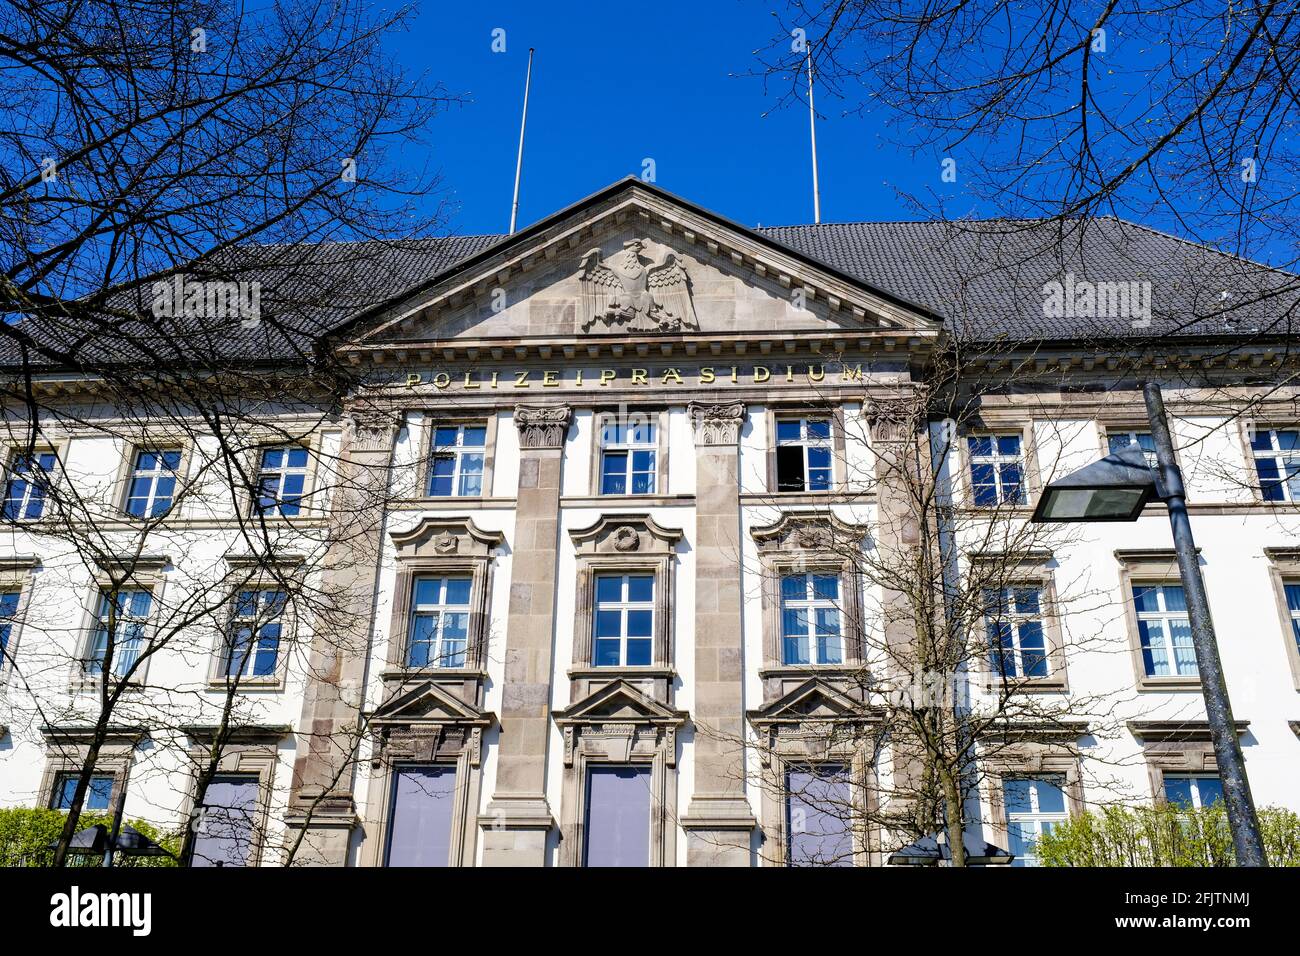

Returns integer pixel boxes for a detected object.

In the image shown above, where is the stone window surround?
[361,709,489,868]
[1236,414,1298,504]
[235,424,333,522]
[1263,547,1300,691]
[764,403,848,494]
[70,555,171,692]
[411,410,499,501]
[586,406,671,498]
[552,682,686,868]
[1114,549,1204,691]
[952,418,1043,510]
[0,556,39,684]
[0,434,66,522]
[107,433,196,520]
[38,725,145,814]
[567,514,682,677]
[969,550,1070,693]
[1094,418,1184,475]
[204,554,306,691]
[751,714,879,868]
[982,743,1085,858]
[382,516,502,676]
[1128,720,1248,803]
[751,512,868,673]
[179,724,287,867]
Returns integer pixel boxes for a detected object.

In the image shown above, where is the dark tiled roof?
[5,195,1296,372]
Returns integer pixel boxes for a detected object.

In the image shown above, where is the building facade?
[1,180,1298,866]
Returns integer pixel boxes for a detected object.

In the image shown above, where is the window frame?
[73,562,168,690]
[251,442,313,518]
[219,588,290,684]
[82,586,157,683]
[39,727,139,820]
[1000,774,1071,868]
[765,406,846,495]
[985,748,1082,870]
[1264,547,1300,692]
[1115,550,1204,691]
[591,408,667,498]
[778,571,847,666]
[405,574,475,669]
[118,445,186,519]
[964,431,1029,507]
[416,414,497,500]
[1161,773,1224,810]
[1,445,59,522]
[1246,423,1300,503]
[0,558,37,683]
[970,552,1069,693]
[590,572,656,668]
[180,725,282,868]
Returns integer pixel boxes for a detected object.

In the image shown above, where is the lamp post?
[1030,381,1266,867]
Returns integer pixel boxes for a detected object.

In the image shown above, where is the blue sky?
[386,1,964,236]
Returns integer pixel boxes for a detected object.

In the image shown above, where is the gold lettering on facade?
[662,368,683,385]
[406,373,421,387]
[842,364,864,383]
[753,366,770,383]
[433,372,451,389]
[515,370,530,387]
[700,367,715,384]
[599,369,616,386]
[463,372,480,389]
[631,368,647,385]
[808,365,825,382]
[542,370,560,387]
[490,371,499,388]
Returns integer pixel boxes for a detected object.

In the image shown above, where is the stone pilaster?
[479,403,572,866]
[680,401,757,865]
[286,406,400,866]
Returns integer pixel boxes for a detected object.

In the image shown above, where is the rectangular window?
[407,576,472,668]
[1163,774,1224,809]
[1005,776,1067,867]
[3,451,56,520]
[592,574,653,667]
[1251,427,1300,502]
[255,445,308,516]
[384,766,457,867]
[224,590,285,679]
[0,589,19,661]
[190,774,259,867]
[786,765,853,866]
[599,417,656,495]
[427,424,486,497]
[583,766,651,867]
[984,586,1049,679]
[1133,584,1197,677]
[1108,431,1158,468]
[125,449,181,517]
[54,773,114,812]
[85,589,152,678]
[1286,582,1300,654]
[775,417,833,492]
[780,573,843,665]
[968,434,1026,506]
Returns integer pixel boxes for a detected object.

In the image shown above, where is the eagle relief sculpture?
[577,238,699,333]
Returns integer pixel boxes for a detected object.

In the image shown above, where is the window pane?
[626,610,652,638]
[626,638,652,666]
[626,575,653,603]
[967,436,992,457]
[1163,776,1194,808]
[191,775,259,867]
[1195,777,1224,807]
[1161,586,1187,613]
[786,767,852,866]
[385,767,457,867]
[996,435,1021,456]
[462,426,486,447]
[584,767,651,866]
[443,578,472,606]
[780,575,805,601]
[806,419,831,440]
[775,445,806,491]
[594,639,622,667]
[594,610,621,638]
[595,575,622,603]
[776,420,802,442]
[811,575,839,601]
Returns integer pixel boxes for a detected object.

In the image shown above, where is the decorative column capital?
[345,407,402,453]
[866,396,918,444]
[687,401,747,446]
[514,403,572,449]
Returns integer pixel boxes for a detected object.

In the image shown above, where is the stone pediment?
[334,179,940,353]
[389,515,504,559]
[369,680,492,727]
[750,511,870,556]
[747,678,870,726]
[553,679,687,727]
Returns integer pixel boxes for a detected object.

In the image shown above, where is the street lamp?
[1030,382,1266,866]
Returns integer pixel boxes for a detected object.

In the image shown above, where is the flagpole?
[807,46,821,224]
[509,48,534,235]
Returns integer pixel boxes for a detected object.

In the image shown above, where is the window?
[190,775,259,867]
[780,573,843,665]
[583,766,651,867]
[0,590,19,661]
[968,435,1026,506]
[223,590,285,679]
[407,576,471,668]
[598,416,655,495]
[3,451,56,520]
[125,449,181,517]
[786,765,853,866]
[54,773,114,812]
[775,416,833,492]
[1163,774,1223,809]
[984,586,1048,679]
[1251,427,1300,502]
[427,424,485,497]
[1004,776,1067,867]
[592,574,653,667]
[385,766,457,866]
[255,445,308,516]
[85,589,152,678]
[1286,582,1300,653]
[1133,584,1197,678]
[1108,431,1158,468]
